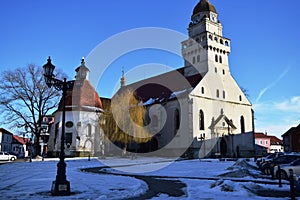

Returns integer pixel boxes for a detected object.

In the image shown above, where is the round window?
[65,121,74,128]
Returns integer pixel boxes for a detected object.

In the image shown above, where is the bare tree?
[241,87,250,98]
[0,64,62,156]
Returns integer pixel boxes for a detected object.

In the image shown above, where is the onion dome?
[193,0,217,15]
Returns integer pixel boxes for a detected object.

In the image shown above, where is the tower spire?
[120,66,126,88]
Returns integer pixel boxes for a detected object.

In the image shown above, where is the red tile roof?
[57,79,102,111]
[13,135,29,145]
[269,135,283,145]
[254,132,268,138]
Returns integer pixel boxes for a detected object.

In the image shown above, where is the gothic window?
[175,109,180,131]
[86,124,92,137]
[215,67,217,73]
[77,122,82,132]
[223,90,226,99]
[214,37,218,42]
[197,55,200,62]
[201,87,204,94]
[209,35,213,40]
[222,69,225,75]
[66,132,72,146]
[220,39,224,44]
[152,115,158,127]
[225,41,229,46]
[240,116,245,133]
[219,56,222,63]
[215,54,218,62]
[239,95,242,101]
[199,110,205,130]
[216,89,220,98]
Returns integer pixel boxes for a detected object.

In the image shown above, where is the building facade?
[254,132,283,156]
[115,0,255,158]
[11,135,30,158]
[0,128,13,153]
[282,124,300,153]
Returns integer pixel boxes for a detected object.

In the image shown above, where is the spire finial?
[81,57,85,65]
[120,66,126,88]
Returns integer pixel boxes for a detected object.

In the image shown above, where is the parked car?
[0,151,17,161]
[261,154,300,175]
[256,152,284,168]
[274,158,300,180]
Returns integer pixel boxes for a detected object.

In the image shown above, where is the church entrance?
[220,138,227,157]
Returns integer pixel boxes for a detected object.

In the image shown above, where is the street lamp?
[43,56,73,196]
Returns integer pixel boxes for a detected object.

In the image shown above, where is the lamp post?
[43,56,73,196]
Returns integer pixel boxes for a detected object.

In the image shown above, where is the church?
[115,0,255,158]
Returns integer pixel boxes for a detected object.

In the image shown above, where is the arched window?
[239,95,242,101]
[197,55,200,62]
[175,109,180,131]
[215,54,218,62]
[223,90,226,99]
[201,87,204,94]
[86,124,92,137]
[240,116,245,133]
[219,56,222,63]
[225,41,229,46]
[215,67,217,73]
[216,89,220,98]
[222,69,225,75]
[152,115,158,127]
[199,110,205,130]
[193,56,196,64]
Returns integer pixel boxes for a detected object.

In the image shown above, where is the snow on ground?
[0,157,298,199]
[0,158,147,199]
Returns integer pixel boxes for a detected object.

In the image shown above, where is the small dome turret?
[192,0,217,16]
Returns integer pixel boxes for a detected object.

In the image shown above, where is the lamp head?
[43,56,55,87]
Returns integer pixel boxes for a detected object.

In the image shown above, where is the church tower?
[182,0,231,76]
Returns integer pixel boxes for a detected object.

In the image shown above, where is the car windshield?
[291,159,300,166]
[4,152,9,155]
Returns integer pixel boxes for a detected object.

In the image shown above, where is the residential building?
[254,132,283,155]
[0,128,13,153]
[114,0,255,158]
[11,135,30,158]
[282,124,300,153]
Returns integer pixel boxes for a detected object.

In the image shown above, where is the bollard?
[278,165,282,188]
[289,169,295,200]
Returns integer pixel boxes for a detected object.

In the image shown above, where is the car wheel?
[277,170,288,180]
[264,167,271,175]
[10,157,15,161]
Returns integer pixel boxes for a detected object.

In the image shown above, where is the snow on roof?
[116,66,202,106]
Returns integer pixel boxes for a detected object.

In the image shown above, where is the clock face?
[211,14,217,22]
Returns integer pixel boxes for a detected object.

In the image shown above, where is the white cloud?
[275,96,300,113]
[253,96,300,138]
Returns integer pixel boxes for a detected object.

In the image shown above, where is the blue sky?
[1,0,300,138]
